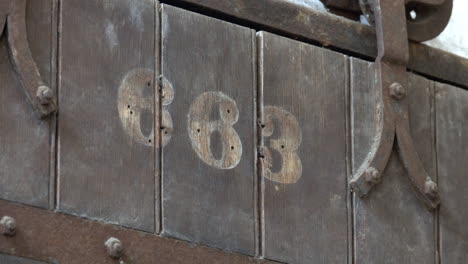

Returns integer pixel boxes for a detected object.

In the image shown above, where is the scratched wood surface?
[0,0,53,209]
[58,0,157,232]
[161,5,256,255]
[351,58,436,263]
[258,31,348,264]
[0,253,47,264]
[435,83,468,263]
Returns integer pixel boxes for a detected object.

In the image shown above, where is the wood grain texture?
[174,0,468,89]
[161,5,256,255]
[58,0,157,232]
[0,253,47,264]
[351,58,436,263]
[259,31,348,264]
[0,0,53,208]
[435,83,468,263]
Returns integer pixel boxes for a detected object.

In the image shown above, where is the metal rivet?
[36,86,54,105]
[105,237,123,259]
[364,167,380,184]
[425,178,438,198]
[389,82,406,100]
[0,216,16,236]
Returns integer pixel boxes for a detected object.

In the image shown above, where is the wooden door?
[0,1,468,264]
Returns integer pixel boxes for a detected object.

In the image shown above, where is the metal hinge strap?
[2,0,57,118]
[350,0,442,209]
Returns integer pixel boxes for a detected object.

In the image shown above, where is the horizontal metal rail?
[0,200,278,264]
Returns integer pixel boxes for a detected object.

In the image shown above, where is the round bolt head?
[389,82,406,100]
[0,216,16,236]
[364,167,380,184]
[36,86,54,105]
[425,178,438,198]
[105,237,123,259]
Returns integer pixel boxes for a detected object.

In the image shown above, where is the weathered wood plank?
[259,31,348,264]
[58,0,157,232]
[435,83,468,263]
[0,253,47,264]
[0,0,53,208]
[175,0,468,89]
[351,58,436,263]
[161,5,256,255]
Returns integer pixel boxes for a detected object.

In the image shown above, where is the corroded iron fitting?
[36,86,54,105]
[424,177,439,198]
[389,82,406,100]
[364,167,380,184]
[105,237,124,259]
[0,216,17,236]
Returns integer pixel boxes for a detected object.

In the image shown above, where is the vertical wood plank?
[0,254,47,264]
[435,83,468,263]
[0,0,53,208]
[259,31,348,264]
[58,0,157,232]
[161,5,256,255]
[351,58,436,263]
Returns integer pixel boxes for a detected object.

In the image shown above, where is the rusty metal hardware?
[0,216,16,236]
[322,0,452,42]
[0,200,274,264]
[349,0,441,209]
[0,0,57,118]
[105,237,124,259]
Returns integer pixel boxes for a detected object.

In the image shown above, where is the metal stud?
[424,177,439,198]
[105,237,123,259]
[364,167,380,184]
[0,216,16,236]
[36,86,54,105]
[389,82,406,100]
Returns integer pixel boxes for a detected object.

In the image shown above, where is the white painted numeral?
[263,106,302,184]
[188,91,242,169]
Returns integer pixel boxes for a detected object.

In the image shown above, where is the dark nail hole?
[147,81,151,87]
[227,109,230,114]
[130,111,133,115]
[231,146,234,150]
[281,145,285,149]
[148,139,152,143]
[197,129,201,133]
[164,131,168,135]
[127,105,130,109]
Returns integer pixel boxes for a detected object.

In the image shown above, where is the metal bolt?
[36,86,54,105]
[389,82,406,100]
[425,178,438,198]
[364,167,380,184]
[105,237,123,259]
[0,216,16,236]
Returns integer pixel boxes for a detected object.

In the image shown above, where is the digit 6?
[188,91,242,169]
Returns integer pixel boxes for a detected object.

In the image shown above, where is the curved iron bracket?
[350,0,443,209]
[358,0,452,42]
[1,0,57,118]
